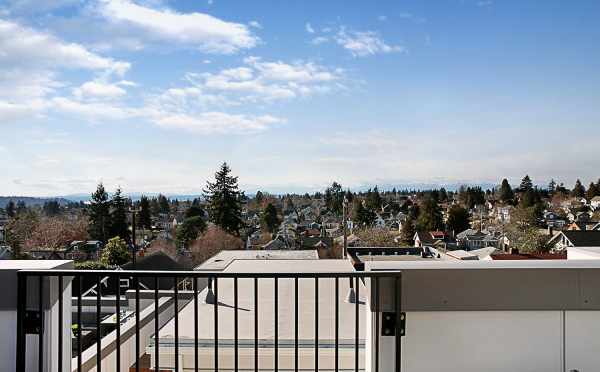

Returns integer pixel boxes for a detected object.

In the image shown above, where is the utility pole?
[129,207,139,269]
[342,195,348,258]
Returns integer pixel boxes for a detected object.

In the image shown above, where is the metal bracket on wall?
[382,312,406,337]
[24,310,43,334]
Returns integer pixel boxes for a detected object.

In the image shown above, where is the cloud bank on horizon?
[1,0,600,196]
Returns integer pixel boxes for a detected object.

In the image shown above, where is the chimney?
[548,225,554,236]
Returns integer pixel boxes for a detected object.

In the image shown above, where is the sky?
[1,0,600,196]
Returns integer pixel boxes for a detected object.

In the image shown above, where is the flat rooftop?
[155,259,366,369]
[196,250,320,271]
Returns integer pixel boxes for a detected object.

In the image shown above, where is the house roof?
[414,231,434,245]
[557,231,600,247]
[120,251,185,271]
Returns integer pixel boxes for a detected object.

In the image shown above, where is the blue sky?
[1,0,599,196]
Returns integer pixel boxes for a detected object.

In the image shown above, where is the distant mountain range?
[0,196,72,208]
[0,181,501,206]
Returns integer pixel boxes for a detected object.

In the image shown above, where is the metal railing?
[16,269,402,372]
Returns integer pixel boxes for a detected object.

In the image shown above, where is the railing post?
[365,274,402,372]
[16,272,26,372]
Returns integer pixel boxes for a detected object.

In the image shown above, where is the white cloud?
[305,22,315,34]
[189,57,344,102]
[50,97,138,121]
[311,36,329,45]
[97,0,259,54]
[335,28,404,57]
[248,20,262,29]
[0,19,132,124]
[377,15,387,21]
[154,112,284,135]
[73,81,128,100]
[0,19,130,75]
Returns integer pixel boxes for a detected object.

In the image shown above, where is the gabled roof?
[551,231,600,247]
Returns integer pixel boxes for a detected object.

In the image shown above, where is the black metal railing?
[16,269,402,372]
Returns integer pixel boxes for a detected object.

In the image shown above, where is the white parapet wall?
[0,260,73,372]
[364,260,600,372]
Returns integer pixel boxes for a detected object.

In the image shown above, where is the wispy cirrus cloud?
[335,28,404,57]
[96,0,260,54]
[307,24,404,57]
[180,56,346,103]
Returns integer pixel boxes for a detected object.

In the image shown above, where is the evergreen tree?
[204,162,244,235]
[439,187,448,202]
[185,205,205,219]
[365,186,383,211]
[400,216,416,245]
[110,188,130,241]
[6,200,15,217]
[352,201,376,227]
[520,175,533,192]
[324,182,344,215]
[416,195,443,231]
[446,205,470,234]
[176,216,207,248]
[88,183,111,242]
[100,237,130,266]
[16,201,26,214]
[255,191,264,204]
[498,179,514,203]
[586,183,598,199]
[158,194,170,214]
[520,188,541,208]
[150,197,160,216]
[43,200,61,216]
[572,179,586,198]
[138,195,152,229]
[548,179,557,194]
[261,203,280,233]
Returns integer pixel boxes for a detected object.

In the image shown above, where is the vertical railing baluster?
[38,275,43,372]
[254,277,258,372]
[234,277,239,372]
[96,274,101,372]
[174,276,179,372]
[274,277,278,372]
[16,273,26,372]
[355,277,359,372]
[335,277,339,372]
[395,275,402,372]
[214,277,219,372]
[375,277,380,372]
[58,275,63,372]
[314,277,318,372]
[116,274,121,372]
[194,277,199,372]
[77,275,82,372]
[135,277,140,372]
[294,277,298,372]
[154,276,159,372]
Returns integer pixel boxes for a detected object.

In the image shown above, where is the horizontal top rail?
[17,269,402,278]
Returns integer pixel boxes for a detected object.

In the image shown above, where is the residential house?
[544,211,567,229]
[548,230,600,251]
[414,231,449,249]
[591,196,600,211]
[495,206,513,223]
[456,229,501,250]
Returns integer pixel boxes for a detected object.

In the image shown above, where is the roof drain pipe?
[204,277,215,304]
[345,277,356,303]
